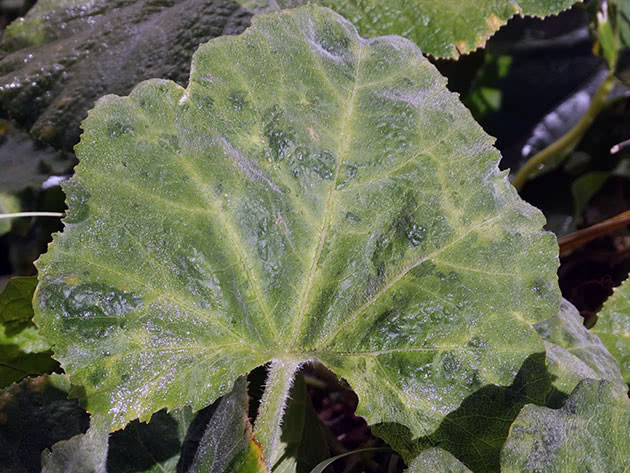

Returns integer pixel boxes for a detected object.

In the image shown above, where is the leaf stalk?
[254,358,302,468]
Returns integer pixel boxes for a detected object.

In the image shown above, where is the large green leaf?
[241,0,581,58]
[501,379,630,472]
[592,276,630,383]
[0,0,252,150]
[35,5,559,449]
[535,298,627,395]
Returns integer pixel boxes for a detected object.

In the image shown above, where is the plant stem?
[253,358,302,468]
[0,212,64,219]
[512,72,617,191]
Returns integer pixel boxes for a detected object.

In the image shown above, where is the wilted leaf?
[407,448,472,473]
[592,276,630,383]
[536,298,627,395]
[188,377,267,473]
[0,374,89,473]
[242,0,581,58]
[35,5,559,451]
[0,0,252,150]
[0,276,38,336]
[501,379,630,472]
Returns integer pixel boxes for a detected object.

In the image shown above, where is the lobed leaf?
[35,5,559,444]
[241,0,582,58]
[592,275,630,383]
[501,379,630,473]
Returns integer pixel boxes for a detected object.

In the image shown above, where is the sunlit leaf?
[35,5,559,450]
[0,0,252,150]
[0,192,19,236]
[592,276,630,383]
[501,379,630,472]
[241,0,581,58]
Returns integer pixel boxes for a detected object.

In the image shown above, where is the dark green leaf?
[0,374,89,473]
[0,0,252,150]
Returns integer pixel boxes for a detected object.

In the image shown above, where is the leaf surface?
[0,276,38,336]
[592,276,630,383]
[535,298,627,394]
[35,5,559,442]
[0,0,252,150]
[407,448,472,473]
[0,192,19,236]
[241,0,581,58]
[501,379,630,473]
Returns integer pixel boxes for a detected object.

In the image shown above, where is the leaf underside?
[501,379,630,473]
[35,5,559,442]
[240,0,582,58]
[592,276,630,383]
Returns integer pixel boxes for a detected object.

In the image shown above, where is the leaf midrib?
[290,36,365,343]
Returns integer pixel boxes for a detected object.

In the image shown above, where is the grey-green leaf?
[535,298,627,395]
[407,448,472,473]
[41,415,110,473]
[592,276,630,383]
[501,379,630,473]
[35,4,559,447]
[189,377,267,473]
[241,0,581,58]
[0,0,252,150]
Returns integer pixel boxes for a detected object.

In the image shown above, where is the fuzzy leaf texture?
[241,0,581,58]
[501,379,630,473]
[592,276,630,383]
[35,5,559,444]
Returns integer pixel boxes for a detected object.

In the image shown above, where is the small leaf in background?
[0,0,253,150]
[0,276,37,336]
[535,298,627,397]
[0,374,89,473]
[406,448,471,473]
[592,275,630,383]
[188,377,267,473]
[0,120,74,193]
[501,379,630,473]
[41,414,110,473]
[34,5,560,449]
[0,191,19,236]
[242,0,582,58]
[571,171,610,220]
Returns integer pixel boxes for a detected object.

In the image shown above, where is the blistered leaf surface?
[407,448,472,473]
[35,5,559,438]
[0,0,252,150]
[241,0,581,58]
[501,379,630,473]
[592,276,630,383]
[536,298,627,394]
